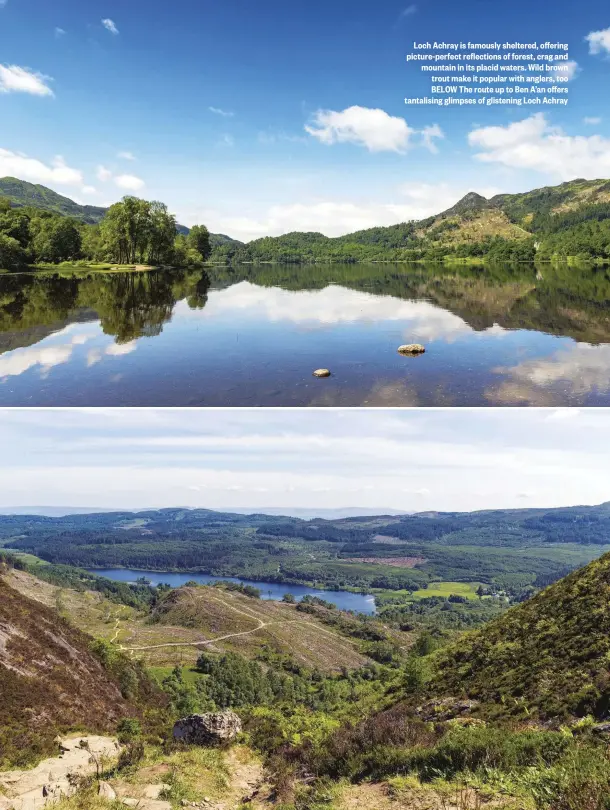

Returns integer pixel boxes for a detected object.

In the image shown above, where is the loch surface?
[1,263,610,406]
[89,567,377,614]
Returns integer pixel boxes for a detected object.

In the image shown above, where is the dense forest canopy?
[3,502,610,599]
[0,194,211,270]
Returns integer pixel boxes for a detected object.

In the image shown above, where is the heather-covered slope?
[430,550,610,721]
[0,575,163,767]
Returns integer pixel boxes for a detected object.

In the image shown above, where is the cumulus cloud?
[209,106,234,117]
[421,124,443,153]
[96,164,144,191]
[468,113,610,180]
[305,105,415,153]
[495,343,610,397]
[117,151,136,160]
[105,341,138,356]
[96,165,112,181]
[81,185,97,195]
[557,60,580,81]
[305,106,444,155]
[0,148,84,186]
[114,174,145,191]
[182,281,509,346]
[0,64,54,96]
[0,332,93,378]
[586,26,610,55]
[102,18,119,35]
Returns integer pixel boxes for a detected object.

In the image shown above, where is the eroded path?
[0,736,119,810]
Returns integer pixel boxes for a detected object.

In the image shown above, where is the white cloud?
[0,346,73,378]
[105,341,138,356]
[97,166,144,190]
[114,174,145,191]
[559,60,580,81]
[5,409,610,512]
[81,185,97,195]
[219,134,235,147]
[117,151,136,160]
[102,18,119,35]
[96,165,112,182]
[421,124,443,153]
[496,344,610,396]
[305,105,415,153]
[400,4,417,17]
[0,331,92,378]
[258,131,307,145]
[209,106,234,117]
[468,114,610,180]
[0,64,54,96]
[182,281,509,345]
[0,1,7,8]
[584,117,602,125]
[0,148,83,186]
[586,26,610,55]
[54,27,66,37]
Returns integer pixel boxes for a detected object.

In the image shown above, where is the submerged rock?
[312,368,331,378]
[173,711,242,746]
[397,344,425,355]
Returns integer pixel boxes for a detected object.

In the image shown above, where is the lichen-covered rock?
[397,344,425,355]
[414,697,479,722]
[172,711,242,746]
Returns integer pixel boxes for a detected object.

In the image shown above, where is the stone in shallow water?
[397,344,425,355]
[312,368,331,377]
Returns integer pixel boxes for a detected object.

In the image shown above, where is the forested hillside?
[0,177,107,223]
[210,178,610,264]
[4,503,610,598]
[2,176,610,269]
[4,540,610,807]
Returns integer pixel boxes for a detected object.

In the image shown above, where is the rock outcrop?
[172,712,242,746]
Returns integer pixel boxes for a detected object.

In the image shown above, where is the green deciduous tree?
[187,224,212,261]
[31,217,82,263]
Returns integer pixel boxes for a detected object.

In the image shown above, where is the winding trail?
[120,591,354,653]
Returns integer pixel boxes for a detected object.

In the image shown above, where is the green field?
[409,581,483,600]
[2,550,49,566]
[374,581,483,605]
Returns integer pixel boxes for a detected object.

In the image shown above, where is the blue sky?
[1,0,610,239]
[0,409,609,512]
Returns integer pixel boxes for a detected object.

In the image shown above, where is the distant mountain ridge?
[0,176,107,224]
[206,177,610,263]
[5,175,610,262]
